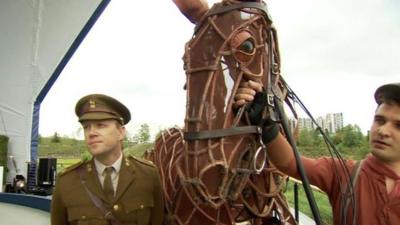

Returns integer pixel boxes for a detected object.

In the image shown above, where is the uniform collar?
[94,153,123,174]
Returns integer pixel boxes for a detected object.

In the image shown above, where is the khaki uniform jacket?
[51,155,164,225]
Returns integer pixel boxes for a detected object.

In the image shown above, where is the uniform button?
[113,204,119,211]
[81,215,86,220]
[140,204,144,209]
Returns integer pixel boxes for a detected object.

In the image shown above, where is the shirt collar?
[365,154,400,180]
[94,153,123,175]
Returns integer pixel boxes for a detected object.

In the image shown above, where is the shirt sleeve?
[282,156,354,195]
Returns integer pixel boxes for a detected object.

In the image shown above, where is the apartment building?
[291,113,344,133]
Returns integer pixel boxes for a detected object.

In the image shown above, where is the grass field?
[285,180,332,225]
[57,158,80,172]
[54,142,153,172]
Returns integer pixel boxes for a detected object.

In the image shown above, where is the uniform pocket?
[124,197,154,213]
[67,206,109,225]
[120,198,154,225]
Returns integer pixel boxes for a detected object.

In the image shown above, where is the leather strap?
[184,125,261,140]
[77,166,121,225]
[341,160,364,225]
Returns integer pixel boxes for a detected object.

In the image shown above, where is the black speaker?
[37,158,57,188]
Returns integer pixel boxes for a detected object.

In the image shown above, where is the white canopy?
[0,0,109,184]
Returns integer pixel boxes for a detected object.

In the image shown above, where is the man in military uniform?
[51,94,164,225]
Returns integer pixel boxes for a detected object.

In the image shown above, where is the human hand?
[233,80,263,108]
[261,118,279,144]
[234,80,279,144]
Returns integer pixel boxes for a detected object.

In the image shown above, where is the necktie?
[103,167,114,201]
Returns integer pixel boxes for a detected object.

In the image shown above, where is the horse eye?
[240,39,254,53]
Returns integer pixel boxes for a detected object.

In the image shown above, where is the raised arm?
[172,0,209,24]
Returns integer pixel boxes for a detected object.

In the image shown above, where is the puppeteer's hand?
[233,80,263,108]
[234,80,279,144]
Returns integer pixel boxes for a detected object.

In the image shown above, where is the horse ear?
[172,0,210,24]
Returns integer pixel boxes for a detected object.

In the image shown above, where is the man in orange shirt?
[235,81,400,225]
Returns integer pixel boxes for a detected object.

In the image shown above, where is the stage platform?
[0,193,315,225]
[0,193,50,225]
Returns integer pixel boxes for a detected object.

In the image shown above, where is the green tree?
[51,132,61,143]
[334,125,364,148]
[81,150,92,161]
[124,130,134,149]
[297,128,314,146]
[133,123,151,144]
[297,128,323,147]
[311,128,324,147]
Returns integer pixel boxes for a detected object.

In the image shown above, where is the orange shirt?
[285,154,400,225]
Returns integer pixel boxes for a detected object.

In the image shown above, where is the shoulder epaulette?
[127,154,156,168]
[58,160,86,177]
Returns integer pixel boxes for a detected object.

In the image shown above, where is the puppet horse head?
[175,0,283,208]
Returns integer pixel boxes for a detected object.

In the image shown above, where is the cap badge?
[89,100,96,109]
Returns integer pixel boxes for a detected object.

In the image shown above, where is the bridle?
[181,2,324,224]
[183,1,281,143]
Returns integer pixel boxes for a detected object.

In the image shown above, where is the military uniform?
[51,155,164,225]
[51,94,164,225]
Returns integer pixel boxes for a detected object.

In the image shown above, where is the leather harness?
[185,1,275,142]
[77,166,121,225]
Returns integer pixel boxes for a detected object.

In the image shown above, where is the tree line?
[41,123,370,160]
[296,124,369,159]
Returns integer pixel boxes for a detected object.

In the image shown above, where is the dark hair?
[376,96,400,107]
[374,83,400,106]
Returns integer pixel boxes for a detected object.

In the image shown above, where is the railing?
[289,177,325,223]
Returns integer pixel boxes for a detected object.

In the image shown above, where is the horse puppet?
[149,0,298,224]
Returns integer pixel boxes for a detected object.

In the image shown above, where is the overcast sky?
[39,0,400,139]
